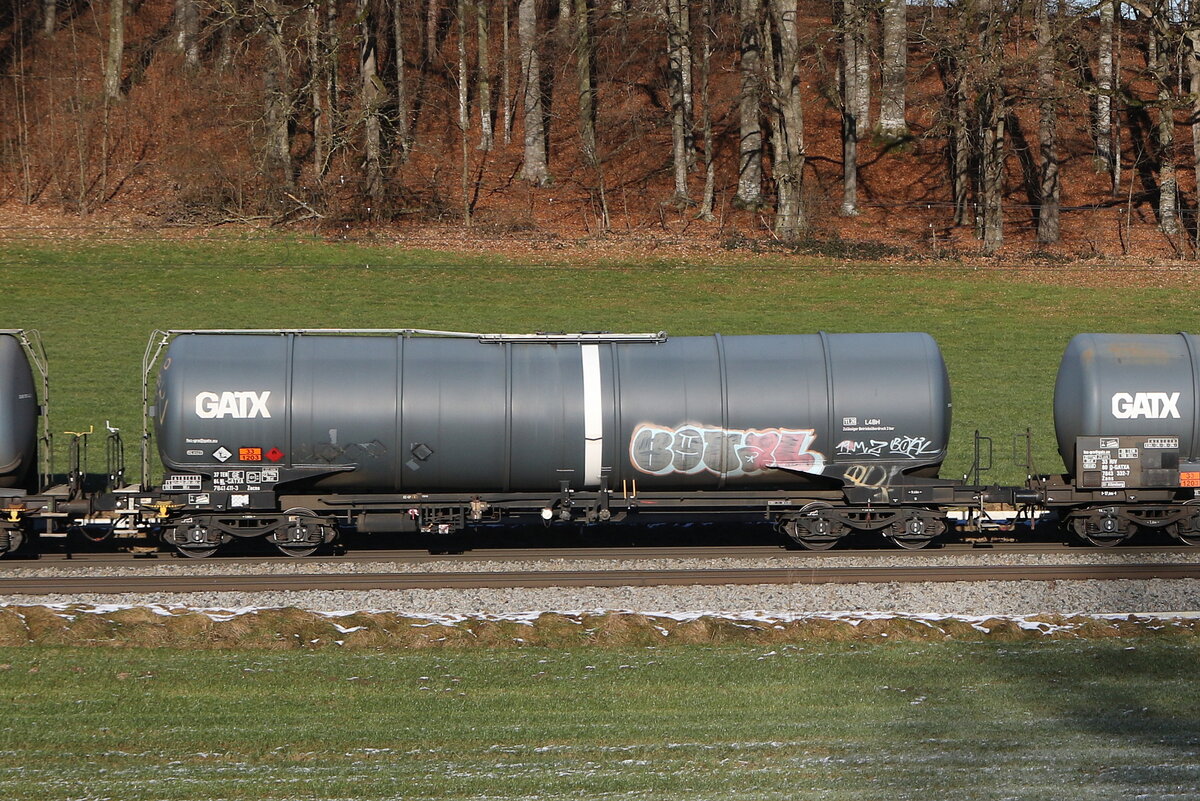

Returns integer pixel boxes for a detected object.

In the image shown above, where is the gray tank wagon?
[0,332,37,491]
[0,330,57,555]
[1037,333,1200,546]
[145,329,973,556]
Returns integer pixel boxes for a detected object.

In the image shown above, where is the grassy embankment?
[2,640,1199,800]
[4,235,1198,485]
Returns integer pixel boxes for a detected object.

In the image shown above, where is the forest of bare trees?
[4,0,1200,253]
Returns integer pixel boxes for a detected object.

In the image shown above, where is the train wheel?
[782,504,845,551]
[783,523,840,551]
[165,518,222,558]
[0,526,24,555]
[1173,503,1200,547]
[269,508,326,557]
[1071,515,1131,547]
[886,514,944,550]
[888,535,931,550]
[177,545,219,559]
[276,543,320,558]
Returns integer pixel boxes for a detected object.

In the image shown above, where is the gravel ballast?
[3,549,1199,617]
[4,576,1200,617]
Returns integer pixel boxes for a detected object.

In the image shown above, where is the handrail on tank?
[2,329,51,490]
[139,327,669,489]
[155,328,669,343]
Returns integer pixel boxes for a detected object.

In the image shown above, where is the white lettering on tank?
[194,391,272,419]
[1110,391,1181,420]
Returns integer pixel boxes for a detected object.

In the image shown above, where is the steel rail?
[3,563,1200,595]
[1,542,1196,570]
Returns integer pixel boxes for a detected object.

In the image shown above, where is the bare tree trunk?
[104,0,124,102]
[502,0,513,143]
[839,0,859,215]
[1035,0,1059,244]
[576,0,596,165]
[518,0,552,184]
[1095,0,1114,176]
[13,15,35,202]
[697,0,715,219]
[174,0,186,48]
[308,3,329,179]
[217,0,236,73]
[879,0,906,137]
[180,0,200,71]
[735,0,762,208]
[852,0,869,136]
[325,0,339,159]
[478,0,494,150]
[1188,11,1200,246]
[1147,8,1157,67]
[395,0,413,156]
[1151,4,1178,234]
[979,0,1004,253]
[42,0,55,36]
[765,0,806,238]
[953,72,970,227]
[981,105,1005,252]
[679,0,694,165]
[576,0,609,228]
[425,0,442,70]
[458,0,472,225]
[263,2,295,194]
[665,0,691,201]
[67,13,89,213]
[360,0,384,215]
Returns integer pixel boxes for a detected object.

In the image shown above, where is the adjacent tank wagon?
[0,330,55,555]
[146,329,965,555]
[1040,333,1200,545]
[0,332,38,491]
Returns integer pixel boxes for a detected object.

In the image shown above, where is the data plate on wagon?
[1076,436,1181,489]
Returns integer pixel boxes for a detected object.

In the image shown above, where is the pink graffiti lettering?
[631,423,826,478]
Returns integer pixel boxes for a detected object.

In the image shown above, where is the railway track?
[2,541,1197,569]
[3,562,1200,595]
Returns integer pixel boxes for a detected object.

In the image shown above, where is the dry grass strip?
[0,605,1197,649]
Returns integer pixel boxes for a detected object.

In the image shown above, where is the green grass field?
[4,240,1200,800]
[2,641,1199,800]
[3,235,1197,484]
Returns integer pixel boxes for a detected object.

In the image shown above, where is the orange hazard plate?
[1181,472,1200,488]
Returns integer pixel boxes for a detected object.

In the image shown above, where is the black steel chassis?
[1033,475,1200,546]
[135,477,1024,556]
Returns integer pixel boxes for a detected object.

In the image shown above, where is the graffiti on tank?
[841,463,903,501]
[836,439,888,457]
[888,436,940,459]
[836,435,939,460]
[630,423,826,477]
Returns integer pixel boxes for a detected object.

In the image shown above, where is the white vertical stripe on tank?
[581,344,603,487]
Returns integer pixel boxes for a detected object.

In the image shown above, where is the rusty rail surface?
[3,563,1200,595]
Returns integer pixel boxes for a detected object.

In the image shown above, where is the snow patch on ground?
[5,601,1200,632]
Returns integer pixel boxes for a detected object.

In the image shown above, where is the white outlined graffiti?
[836,439,889,457]
[630,423,826,478]
[836,435,940,460]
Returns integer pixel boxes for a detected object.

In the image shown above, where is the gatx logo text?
[194,391,272,419]
[1110,392,1181,420]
